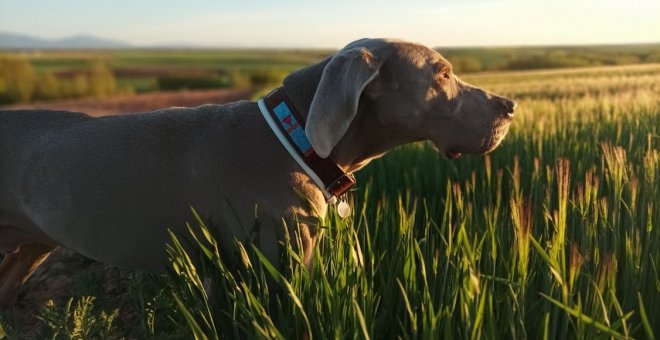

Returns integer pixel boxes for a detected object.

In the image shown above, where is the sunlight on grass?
[164,64,659,338]
[3,63,657,339]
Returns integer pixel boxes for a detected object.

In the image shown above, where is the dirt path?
[2,88,252,116]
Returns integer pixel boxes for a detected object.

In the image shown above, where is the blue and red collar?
[258,87,355,203]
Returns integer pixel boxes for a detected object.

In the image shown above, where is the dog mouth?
[481,120,511,153]
[442,120,510,159]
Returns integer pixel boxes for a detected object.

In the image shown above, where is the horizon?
[1,0,659,49]
[2,30,660,50]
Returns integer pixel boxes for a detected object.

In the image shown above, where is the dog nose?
[495,97,517,117]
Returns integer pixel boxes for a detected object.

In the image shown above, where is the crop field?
[2,44,659,104]
[5,49,330,94]
[1,62,659,339]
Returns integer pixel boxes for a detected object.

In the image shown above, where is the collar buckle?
[326,172,356,198]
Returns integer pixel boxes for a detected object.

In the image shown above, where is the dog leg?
[0,243,55,307]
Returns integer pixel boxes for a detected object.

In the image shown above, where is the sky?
[1,0,659,48]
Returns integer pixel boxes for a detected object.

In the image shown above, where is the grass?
[166,63,660,339]
[1,63,658,339]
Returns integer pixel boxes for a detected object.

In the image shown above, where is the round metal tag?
[337,201,351,218]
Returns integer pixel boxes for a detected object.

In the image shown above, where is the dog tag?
[337,201,351,218]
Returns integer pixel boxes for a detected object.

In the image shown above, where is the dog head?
[293,38,516,160]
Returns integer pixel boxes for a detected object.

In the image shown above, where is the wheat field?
[1,63,658,339]
[160,64,659,339]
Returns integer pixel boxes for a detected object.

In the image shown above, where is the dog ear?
[305,47,384,158]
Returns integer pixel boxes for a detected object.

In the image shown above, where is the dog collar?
[258,87,356,203]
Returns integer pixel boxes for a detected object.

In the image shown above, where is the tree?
[34,73,61,100]
[87,60,117,97]
[0,56,36,103]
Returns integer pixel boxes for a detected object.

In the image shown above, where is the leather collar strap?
[258,87,355,202]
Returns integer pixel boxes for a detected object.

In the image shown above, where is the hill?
[0,32,131,49]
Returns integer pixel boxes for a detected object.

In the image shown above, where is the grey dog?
[0,38,515,306]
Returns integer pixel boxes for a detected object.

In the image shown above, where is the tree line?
[0,57,126,104]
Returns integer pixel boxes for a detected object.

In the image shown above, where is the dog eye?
[442,72,451,79]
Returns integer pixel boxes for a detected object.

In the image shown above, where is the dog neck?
[259,88,355,201]
[283,60,423,174]
[335,101,423,172]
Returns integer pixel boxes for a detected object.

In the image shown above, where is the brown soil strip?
[3,88,252,116]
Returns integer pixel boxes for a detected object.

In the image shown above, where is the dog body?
[0,38,515,305]
[0,104,314,268]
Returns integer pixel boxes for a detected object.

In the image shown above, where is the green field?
[13,43,660,73]
[29,49,330,92]
[0,49,331,103]
[1,61,659,338]
[2,44,660,104]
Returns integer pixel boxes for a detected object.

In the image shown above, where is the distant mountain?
[0,32,131,49]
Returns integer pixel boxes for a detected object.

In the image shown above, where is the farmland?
[1,43,659,104]
[0,56,659,338]
[0,49,330,104]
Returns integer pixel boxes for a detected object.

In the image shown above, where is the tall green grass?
[166,64,659,338]
[2,63,657,339]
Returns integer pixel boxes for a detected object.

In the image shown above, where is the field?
[2,43,659,105]
[6,88,251,116]
[1,60,659,339]
[0,49,330,104]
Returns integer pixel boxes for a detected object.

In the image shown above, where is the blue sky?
[1,0,659,48]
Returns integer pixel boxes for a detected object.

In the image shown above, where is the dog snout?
[493,97,517,118]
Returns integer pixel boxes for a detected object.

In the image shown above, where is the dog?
[0,38,515,306]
